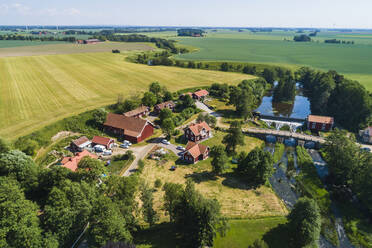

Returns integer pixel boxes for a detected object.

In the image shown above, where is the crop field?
[174,30,372,90]
[0,40,67,49]
[0,41,155,57]
[0,52,254,140]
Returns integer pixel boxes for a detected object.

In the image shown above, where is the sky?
[0,0,371,29]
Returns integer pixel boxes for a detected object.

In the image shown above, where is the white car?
[123,140,132,146]
[120,144,129,149]
[162,139,170,145]
[177,146,185,151]
[103,150,112,156]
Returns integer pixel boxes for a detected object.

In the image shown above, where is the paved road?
[121,144,156,177]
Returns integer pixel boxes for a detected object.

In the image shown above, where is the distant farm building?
[104,113,154,143]
[124,105,150,118]
[183,141,210,164]
[60,150,98,172]
[70,136,91,152]
[154,101,176,114]
[307,115,334,131]
[193,90,209,100]
[184,122,211,142]
[359,127,372,144]
[91,136,115,150]
[83,39,101,44]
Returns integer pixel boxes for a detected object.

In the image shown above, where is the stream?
[267,145,354,248]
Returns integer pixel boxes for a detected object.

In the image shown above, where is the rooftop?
[61,150,98,172]
[104,113,149,137]
[123,105,149,117]
[308,115,334,124]
[185,141,209,158]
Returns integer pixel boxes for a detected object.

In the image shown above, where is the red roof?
[61,150,98,172]
[308,115,334,125]
[104,113,150,138]
[185,141,209,159]
[155,101,176,110]
[72,136,90,147]
[187,121,211,136]
[193,89,209,98]
[92,136,113,147]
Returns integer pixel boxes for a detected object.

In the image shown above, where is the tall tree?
[287,197,321,247]
[222,121,245,155]
[162,182,183,222]
[237,147,274,187]
[140,183,158,226]
[149,82,162,96]
[0,177,43,248]
[161,118,175,137]
[141,92,157,107]
[210,145,229,175]
[77,157,107,183]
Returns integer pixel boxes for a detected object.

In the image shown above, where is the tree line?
[324,39,354,44]
[0,34,77,42]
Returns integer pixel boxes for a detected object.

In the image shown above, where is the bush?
[154,179,162,188]
[112,49,121,53]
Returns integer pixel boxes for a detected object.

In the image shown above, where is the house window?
[311,122,316,129]
[321,123,326,130]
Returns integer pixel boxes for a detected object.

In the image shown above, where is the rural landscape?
[1,1,372,248]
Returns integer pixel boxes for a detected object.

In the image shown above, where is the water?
[255,94,311,119]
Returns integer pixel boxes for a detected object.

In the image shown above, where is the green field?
[173,30,372,90]
[0,40,66,48]
[0,52,254,140]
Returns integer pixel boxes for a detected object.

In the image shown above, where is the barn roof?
[104,113,149,138]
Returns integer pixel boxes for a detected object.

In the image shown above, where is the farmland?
[173,30,372,90]
[0,41,155,57]
[0,52,254,140]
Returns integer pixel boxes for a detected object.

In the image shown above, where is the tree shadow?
[175,135,188,145]
[220,171,257,190]
[134,222,184,248]
[262,223,291,248]
[185,171,219,184]
[217,109,240,119]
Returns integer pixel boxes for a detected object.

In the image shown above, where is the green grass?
[0,40,66,48]
[214,217,288,248]
[107,156,134,175]
[173,30,372,91]
[0,52,252,140]
[273,143,285,163]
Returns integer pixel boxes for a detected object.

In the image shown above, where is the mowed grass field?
[174,30,372,90]
[0,41,155,57]
[0,52,254,140]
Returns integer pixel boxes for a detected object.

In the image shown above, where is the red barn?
[104,113,154,143]
[92,136,115,149]
[307,115,334,132]
[183,141,210,164]
[184,122,211,142]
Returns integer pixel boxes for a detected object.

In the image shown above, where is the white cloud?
[64,8,80,16]
[11,3,30,15]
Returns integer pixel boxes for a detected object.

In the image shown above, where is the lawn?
[174,30,372,91]
[138,133,287,222]
[214,217,288,248]
[0,52,253,140]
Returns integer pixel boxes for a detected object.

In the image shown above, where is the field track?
[0,52,254,140]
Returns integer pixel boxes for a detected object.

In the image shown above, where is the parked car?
[170,166,177,171]
[120,143,129,149]
[94,145,105,153]
[162,139,170,145]
[103,150,112,156]
[123,140,132,146]
[177,146,185,151]
[361,147,371,152]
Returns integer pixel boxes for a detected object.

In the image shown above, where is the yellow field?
[0,52,255,139]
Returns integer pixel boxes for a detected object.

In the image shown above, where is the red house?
[154,101,176,114]
[307,115,334,132]
[193,89,209,101]
[184,122,211,142]
[104,113,154,143]
[124,105,150,118]
[92,136,115,149]
[60,150,98,172]
[183,141,210,164]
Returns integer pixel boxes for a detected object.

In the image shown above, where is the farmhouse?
[307,115,334,131]
[124,105,150,118]
[183,141,210,164]
[184,121,211,142]
[193,89,209,100]
[359,127,372,144]
[70,136,91,152]
[104,113,154,143]
[91,136,114,150]
[83,39,101,44]
[60,150,98,172]
[154,101,176,113]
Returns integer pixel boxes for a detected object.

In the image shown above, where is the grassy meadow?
[0,52,254,140]
[173,30,372,90]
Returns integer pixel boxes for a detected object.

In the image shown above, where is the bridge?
[259,114,306,123]
[243,127,325,144]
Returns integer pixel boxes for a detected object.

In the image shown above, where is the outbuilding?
[70,136,91,152]
[124,105,150,118]
[91,136,114,150]
[307,115,334,132]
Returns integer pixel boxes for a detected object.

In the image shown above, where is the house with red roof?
[193,89,209,101]
[184,122,211,142]
[104,113,154,143]
[183,141,210,164]
[60,150,98,172]
[123,105,150,118]
[307,115,334,132]
[70,136,91,152]
[91,136,114,150]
